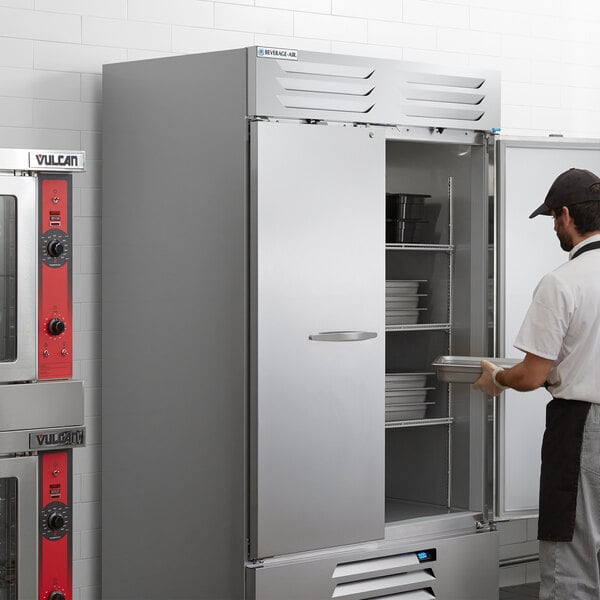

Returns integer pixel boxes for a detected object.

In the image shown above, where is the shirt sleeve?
[513,272,574,361]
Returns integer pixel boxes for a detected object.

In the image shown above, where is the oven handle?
[308,331,377,342]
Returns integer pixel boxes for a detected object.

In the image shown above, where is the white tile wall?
[3,1,600,596]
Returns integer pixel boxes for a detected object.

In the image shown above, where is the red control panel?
[39,450,72,600]
[38,174,73,380]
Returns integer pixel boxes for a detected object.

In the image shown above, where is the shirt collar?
[569,232,600,260]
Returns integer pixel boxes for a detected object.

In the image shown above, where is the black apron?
[537,240,600,541]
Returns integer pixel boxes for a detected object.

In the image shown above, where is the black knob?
[49,591,66,600]
[48,318,66,336]
[47,512,65,530]
[47,239,64,258]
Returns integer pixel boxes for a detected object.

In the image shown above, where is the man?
[473,167,600,600]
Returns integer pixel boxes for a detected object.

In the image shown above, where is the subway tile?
[73,557,100,588]
[78,245,101,274]
[72,302,82,332]
[470,7,531,36]
[81,131,101,160]
[80,528,101,559]
[82,16,171,51]
[214,0,253,4]
[0,7,81,42]
[438,28,503,57]
[332,0,402,21]
[531,14,563,40]
[501,105,532,132]
[0,97,32,127]
[526,518,539,540]
[0,66,81,100]
[71,530,82,560]
[215,4,294,35]
[332,41,403,60]
[500,564,527,588]
[368,20,436,50]
[77,158,101,189]
[470,55,532,83]
[172,26,254,54]
[0,0,32,6]
[295,11,367,42]
[562,41,600,68]
[405,47,468,66]
[74,330,101,361]
[73,444,101,476]
[72,473,82,504]
[530,105,572,134]
[79,187,102,216]
[81,472,101,503]
[84,387,101,417]
[502,81,561,109]
[499,540,539,561]
[80,302,101,332]
[255,33,331,53]
[34,0,126,18]
[404,0,469,29]
[79,587,100,600]
[125,49,174,61]
[73,273,100,303]
[501,34,560,62]
[81,359,101,388]
[35,41,126,74]
[83,78,105,113]
[84,415,101,446]
[258,0,331,12]
[74,502,101,533]
[33,99,82,130]
[128,0,213,27]
[0,125,80,149]
[73,216,101,246]
[526,561,540,583]
[0,37,33,68]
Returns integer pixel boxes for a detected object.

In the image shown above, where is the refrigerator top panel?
[248,46,500,131]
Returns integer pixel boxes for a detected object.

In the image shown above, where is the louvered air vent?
[274,59,376,114]
[402,70,489,122]
[331,552,436,599]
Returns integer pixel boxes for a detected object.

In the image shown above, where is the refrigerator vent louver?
[331,552,436,599]
[274,59,376,114]
[402,71,489,122]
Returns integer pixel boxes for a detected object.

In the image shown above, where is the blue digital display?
[417,551,429,560]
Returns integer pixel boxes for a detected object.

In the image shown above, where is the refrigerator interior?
[384,137,488,524]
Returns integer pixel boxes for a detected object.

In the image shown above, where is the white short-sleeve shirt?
[514,233,600,403]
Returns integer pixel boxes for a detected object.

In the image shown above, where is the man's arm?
[472,353,554,396]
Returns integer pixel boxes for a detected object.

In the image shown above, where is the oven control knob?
[48,318,66,336]
[47,512,65,531]
[47,239,64,258]
[49,591,66,600]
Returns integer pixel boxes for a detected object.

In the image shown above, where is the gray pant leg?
[539,403,600,600]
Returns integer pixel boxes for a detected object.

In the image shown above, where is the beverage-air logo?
[28,150,86,171]
[257,47,298,61]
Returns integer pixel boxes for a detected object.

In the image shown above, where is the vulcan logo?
[28,150,85,171]
[256,46,298,61]
[30,428,85,449]
[35,153,80,167]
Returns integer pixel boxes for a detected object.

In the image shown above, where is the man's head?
[530,168,600,251]
[530,168,600,219]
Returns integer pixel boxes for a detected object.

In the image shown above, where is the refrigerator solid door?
[495,137,600,520]
[250,121,385,559]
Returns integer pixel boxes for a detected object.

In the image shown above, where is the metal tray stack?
[385,372,434,421]
[432,355,520,383]
[386,280,427,325]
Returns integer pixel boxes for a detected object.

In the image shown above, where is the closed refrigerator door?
[250,121,385,559]
[495,137,600,520]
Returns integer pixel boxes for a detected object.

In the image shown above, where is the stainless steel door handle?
[308,331,378,342]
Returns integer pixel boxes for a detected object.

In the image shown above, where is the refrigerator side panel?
[250,121,386,559]
[102,50,248,599]
[496,138,600,520]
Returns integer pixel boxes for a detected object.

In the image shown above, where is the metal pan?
[432,355,521,383]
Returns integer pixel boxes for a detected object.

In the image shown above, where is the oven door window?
[0,196,17,363]
[0,477,17,598]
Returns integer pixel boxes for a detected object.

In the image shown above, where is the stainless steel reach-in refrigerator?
[101,47,600,600]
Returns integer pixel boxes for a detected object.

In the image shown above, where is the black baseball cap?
[529,168,600,218]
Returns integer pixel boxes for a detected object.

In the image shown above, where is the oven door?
[0,175,37,382]
[0,455,38,599]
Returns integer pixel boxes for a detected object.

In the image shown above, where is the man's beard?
[557,229,574,251]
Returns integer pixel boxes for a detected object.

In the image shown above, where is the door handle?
[308,331,378,342]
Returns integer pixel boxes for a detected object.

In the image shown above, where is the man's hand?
[472,359,507,396]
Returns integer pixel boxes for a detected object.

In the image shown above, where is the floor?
[500,582,541,599]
